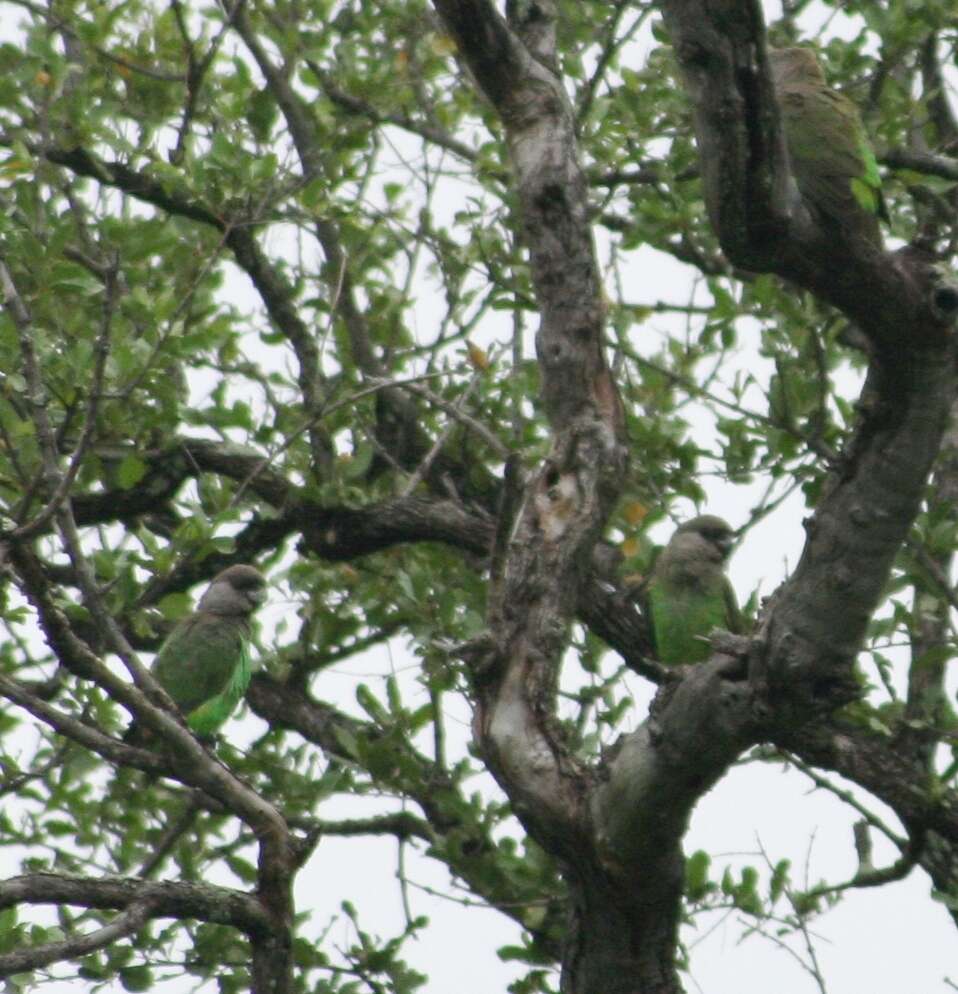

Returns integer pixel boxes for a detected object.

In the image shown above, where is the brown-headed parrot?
[769,46,887,246]
[148,564,266,737]
[642,516,741,665]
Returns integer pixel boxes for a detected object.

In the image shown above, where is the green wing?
[723,577,743,635]
[850,137,888,220]
[779,87,884,240]
[646,577,733,666]
[152,614,249,731]
[185,639,252,736]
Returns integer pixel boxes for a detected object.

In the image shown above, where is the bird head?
[671,515,735,566]
[197,564,267,617]
[768,46,826,88]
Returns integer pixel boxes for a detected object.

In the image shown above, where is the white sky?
[0,0,955,991]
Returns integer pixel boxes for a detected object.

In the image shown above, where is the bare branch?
[0,871,269,933]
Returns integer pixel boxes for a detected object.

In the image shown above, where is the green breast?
[648,582,730,665]
[152,614,248,715]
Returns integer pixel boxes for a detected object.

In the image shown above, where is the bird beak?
[249,589,267,606]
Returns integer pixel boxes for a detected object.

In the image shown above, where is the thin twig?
[777,750,906,847]
[9,255,118,539]
[398,399,471,494]
[137,794,203,880]
[577,3,650,126]
[394,370,511,460]
[305,59,486,167]
[5,0,184,81]
[229,370,452,506]
[397,837,415,930]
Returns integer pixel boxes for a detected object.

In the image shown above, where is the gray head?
[197,564,267,617]
[667,515,735,567]
[768,46,826,88]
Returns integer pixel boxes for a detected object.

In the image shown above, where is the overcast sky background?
[1,0,956,991]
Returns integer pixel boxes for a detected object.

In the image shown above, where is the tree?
[0,0,957,992]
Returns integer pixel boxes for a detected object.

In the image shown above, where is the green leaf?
[720,867,735,896]
[931,888,958,910]
[116,454,148,490]
[4,974,35,991]
[119,965,153,992]
[226,854,258,884]
[769,859,791,903]
[685,849,711,900]
[356,683,387,723]
[332,725,361,761]
[341,443,375,480]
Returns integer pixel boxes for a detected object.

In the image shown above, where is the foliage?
[0,1,956,992]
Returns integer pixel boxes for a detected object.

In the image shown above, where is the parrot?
[768,46,887,246]
[641,515,742,665]
[140,564,267,738]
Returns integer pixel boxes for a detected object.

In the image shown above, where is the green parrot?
[145,564,266,737]
[768,46,887,245]
[642,515,742,665]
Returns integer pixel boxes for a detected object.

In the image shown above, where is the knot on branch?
[534,462,579,543]
[708,629,751,674]
[450,633,501,687]
[930,265,958,323]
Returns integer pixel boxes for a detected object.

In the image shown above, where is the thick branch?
[883,147,958,183]
[565,645,757,992]
[435,0,623,434]
[759,351,956,720]
[433,2,628,867]
[658,0,785,258]
[0,871,269,933]
[0,900,156,976]
[0,674,168,778]
[659,0,951,351]
[594,653,755,875]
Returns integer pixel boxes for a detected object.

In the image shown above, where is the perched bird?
[769,46,887,246]
[143,564,267,738]
[642,515,741,665]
